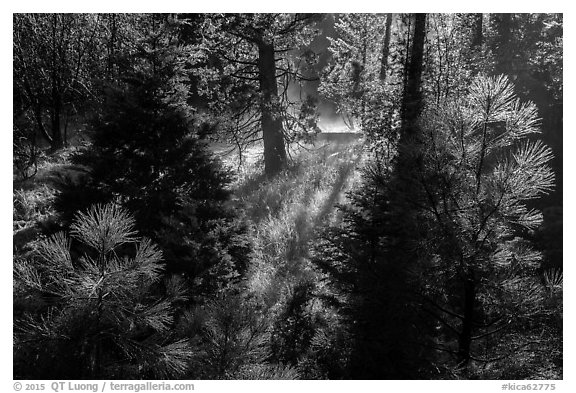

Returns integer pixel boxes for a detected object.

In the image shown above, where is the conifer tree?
[191,14,322,176]
[412,75,555,370]
[14,203,192,379]
[56,15,250,293]
[313,74,556,377]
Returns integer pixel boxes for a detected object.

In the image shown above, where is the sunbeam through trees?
[13,12,562,381]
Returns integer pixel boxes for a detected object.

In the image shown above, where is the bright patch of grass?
[13,185,57,233]
[232,140,365,307]
[13,144,88,246]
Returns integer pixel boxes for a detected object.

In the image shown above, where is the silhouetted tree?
[56,16,250,294]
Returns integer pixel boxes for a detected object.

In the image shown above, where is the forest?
[13,13,562,380]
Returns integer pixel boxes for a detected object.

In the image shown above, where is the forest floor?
[14,137,368,290]
[214,137,366,307]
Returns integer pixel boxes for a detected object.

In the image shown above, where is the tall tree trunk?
[493,13,513,76]
[400,13,426,144]
[33,103,52,144]
[394,13,427,234]
[257,39,287,177]
[379,13,393,82]
[355,16,369,130]
[50,14,63,151]
[107,13,117,80]
[471,13,483,48]
[349,14,431,378]
[458,278,476,368]
[50,79,63,150]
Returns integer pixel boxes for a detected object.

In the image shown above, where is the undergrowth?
[216,139,364,377]
[231,141,364,305]
[13,137,367,379]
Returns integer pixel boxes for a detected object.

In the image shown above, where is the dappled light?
[13,12,562,382]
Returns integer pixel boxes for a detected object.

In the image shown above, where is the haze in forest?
[13,13,562,382]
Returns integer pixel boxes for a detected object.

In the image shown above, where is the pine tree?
[180,292,299,379]
[313,74,556,378]
[411,74,555,372]
[14,203,192,379]
[55,15,251,293]
[191,14,322,176]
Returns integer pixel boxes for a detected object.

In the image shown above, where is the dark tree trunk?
[33,103,52,144]
[493,13,514,76]
[107,14,117,80]
[458,278,476,367]
[50,80,63,150]
[400,13,426,143]
[379,13,393,82]
[345,14,432,378]
[471,14,483,48]
[257,39,287,177]
[394,13,427,237]
[50,14,63,151]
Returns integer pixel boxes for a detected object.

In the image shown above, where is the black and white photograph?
[10,5,565,385]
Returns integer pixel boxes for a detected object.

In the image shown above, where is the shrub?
[14,203,192,379]
[185,293,278,379]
